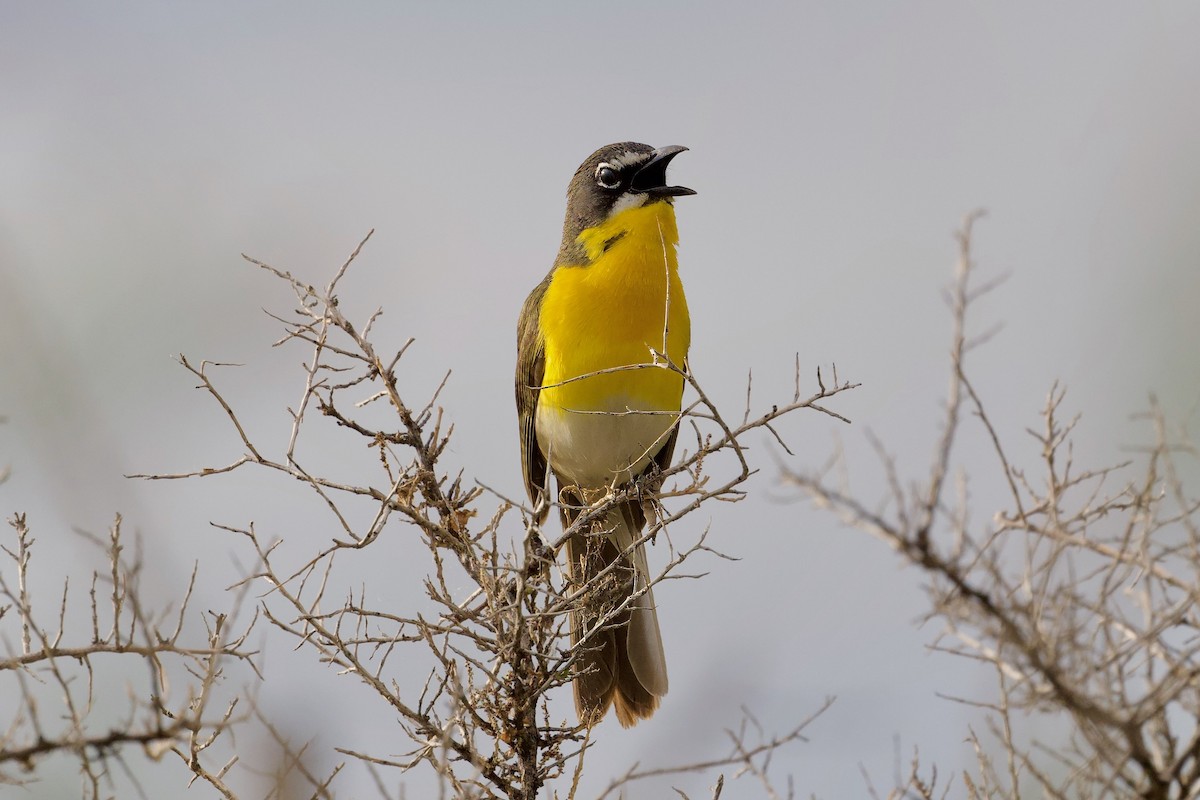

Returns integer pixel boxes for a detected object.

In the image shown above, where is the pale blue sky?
[3,3,1199,797]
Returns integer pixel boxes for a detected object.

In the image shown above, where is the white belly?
[535,399,677,488]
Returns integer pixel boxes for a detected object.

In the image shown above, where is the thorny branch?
[0,513,257,798]
[124,230,856,798]
[785,212,1200,800]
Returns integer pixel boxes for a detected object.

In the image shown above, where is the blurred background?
[2,2,1199,797]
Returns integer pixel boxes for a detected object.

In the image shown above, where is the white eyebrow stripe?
[608,151,651,171]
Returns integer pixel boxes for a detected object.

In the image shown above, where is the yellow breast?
[538,201,691,415]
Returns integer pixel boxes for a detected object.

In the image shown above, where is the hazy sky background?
[3,3,1199,798]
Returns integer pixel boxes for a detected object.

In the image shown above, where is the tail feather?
[615,501,668,699]
[562,491,667,727]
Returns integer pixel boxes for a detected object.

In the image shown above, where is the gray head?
[557,142,694,264]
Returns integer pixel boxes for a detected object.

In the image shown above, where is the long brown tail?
[562,491,668,727]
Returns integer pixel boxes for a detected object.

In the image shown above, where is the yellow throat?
[538,200,690,416]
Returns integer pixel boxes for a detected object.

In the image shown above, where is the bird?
[515,142,694,727]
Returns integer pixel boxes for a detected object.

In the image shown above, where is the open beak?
[630,145,696,197]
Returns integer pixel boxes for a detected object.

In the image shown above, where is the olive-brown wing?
[515,275,551,521]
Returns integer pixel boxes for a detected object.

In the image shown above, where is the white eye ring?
[595,163,620,189]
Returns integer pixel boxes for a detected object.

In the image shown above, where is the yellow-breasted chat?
[515,142,694,727]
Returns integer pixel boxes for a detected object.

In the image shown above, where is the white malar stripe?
[608,191,650,217]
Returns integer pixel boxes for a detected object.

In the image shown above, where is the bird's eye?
[595,164,620,189]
